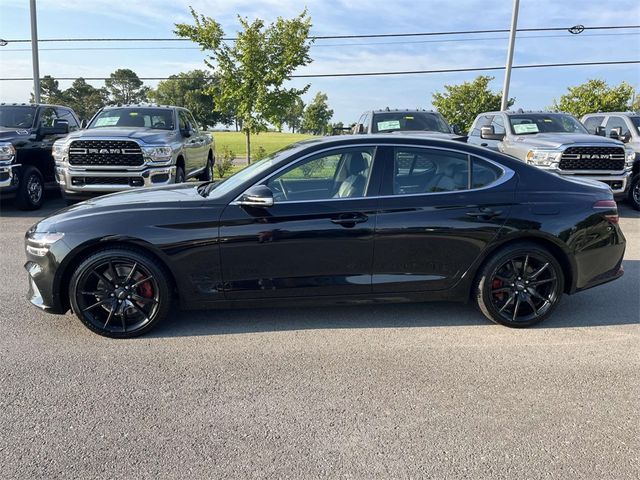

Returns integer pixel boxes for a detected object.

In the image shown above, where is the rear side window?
[391,148,469,194]
[471,156,503,188]
[582,115,604,134]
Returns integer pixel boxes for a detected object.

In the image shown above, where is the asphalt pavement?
[1,192,638,479]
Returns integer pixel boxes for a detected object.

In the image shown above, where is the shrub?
[215,146,235,178]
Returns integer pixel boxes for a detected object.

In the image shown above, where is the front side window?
[508,113,588,135]
[491,115,506,134]
[56,108,79,131]
[89,108,174,130]
[582,115,605,134]
[470,115,494,137]
[39,107,58,127]
[267,147,375,202]
[605,116,630,137]
[629,116,640,134]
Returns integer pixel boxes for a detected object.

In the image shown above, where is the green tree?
[149,70,232,129]
[432,75,514,134]
[283,96,305,133]
[175,8,313,163]
[64,78,107,121]
[301,92,333,135]
[30,75,65,104]
[105,68,149,105]
[552,79,634,117]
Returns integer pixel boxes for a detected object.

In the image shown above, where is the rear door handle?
[331,213,368,227]
[466,208,502,219]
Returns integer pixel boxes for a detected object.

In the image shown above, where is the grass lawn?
[212,131,316,159]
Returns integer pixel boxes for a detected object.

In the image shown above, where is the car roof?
[367,109,440,114]
[480,110,574,116]
[582,112,639,117]
[101,104,177,110]
[0,102,70,109]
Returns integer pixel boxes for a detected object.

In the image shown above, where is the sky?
[0,0,638,124]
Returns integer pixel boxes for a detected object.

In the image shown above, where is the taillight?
[593,200,619,224]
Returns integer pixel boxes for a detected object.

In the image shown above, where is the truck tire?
[16,166,44,210]
[628,174,640,211]
[175,165,185,184]
[198,153,213,181]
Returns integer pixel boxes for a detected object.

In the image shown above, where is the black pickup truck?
[0,103,78,209]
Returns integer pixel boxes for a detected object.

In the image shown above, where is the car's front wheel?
[16,166,44,210]
[474,243,564,327]
[628,174,640,211]
[69,248,172,338]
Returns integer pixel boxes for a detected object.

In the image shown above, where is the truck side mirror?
[39,119,69,137]
[181,121,193,138]
[480,125,504,140]
[353,123,365,134]
[594,126,606,136]
[609,127,621,140]
[452,124,462,135]
[80,119,88,129]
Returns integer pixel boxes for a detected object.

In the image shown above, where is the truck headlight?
[526,149,562,167]
[142,146,173,163]
[625,146,636,170]
[52,140,69,161]
[26,232,65,256]
[0,142,16,163]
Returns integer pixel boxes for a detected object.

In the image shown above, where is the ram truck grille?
[68,140,144,167]
[559,146,625,171]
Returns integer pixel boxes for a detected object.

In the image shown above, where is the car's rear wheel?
[16,166,44,210]
[628,174,640,211]
[69,248,172,338]
[475,243,564,327]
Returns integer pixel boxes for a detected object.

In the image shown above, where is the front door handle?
[480,143,489,147]
[466,208,502,219]
[331,213,368,227]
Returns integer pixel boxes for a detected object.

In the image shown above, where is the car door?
[178,109,199,176]
[372,145,515,293]
[468,114,502,150]
[187,111,208,168]
[218,145,383,299]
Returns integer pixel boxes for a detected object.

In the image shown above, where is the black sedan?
[24,135,626,337]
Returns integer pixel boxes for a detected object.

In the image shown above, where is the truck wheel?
[198,154,213,181]
[175,166,185,184]
[628,174,640,211]
[16,166,44,210]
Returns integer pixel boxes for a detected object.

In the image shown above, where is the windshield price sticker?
[377,120,401,131]
[94,117,119,127]
[513,123,539,134]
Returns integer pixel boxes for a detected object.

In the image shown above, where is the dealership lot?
[1,193,638,479]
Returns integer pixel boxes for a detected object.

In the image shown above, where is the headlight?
[0,142,16,163]
[625,146,636,170]
[26,232,65,256]
[142,146,173,163]
[526,149,562,167]
[52,140,69,161]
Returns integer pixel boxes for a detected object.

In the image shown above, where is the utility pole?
[30,0,41,103]
[501,0,519,111]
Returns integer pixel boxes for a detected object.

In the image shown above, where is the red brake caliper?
[492,278,504,300]
[137,281,154,299]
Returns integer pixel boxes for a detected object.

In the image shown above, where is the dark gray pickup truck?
[52,104,214,202]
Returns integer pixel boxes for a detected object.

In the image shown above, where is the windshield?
[371,112,451,133]
[508,113,588,135]
[630,116,640,134]
[0,106,36,129]
[89,108,175,130]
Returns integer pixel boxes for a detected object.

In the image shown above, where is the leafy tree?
[301,92,333,135]
[283,96,305,133]
[30,75,65,104]
[64,78,107,121]
[432,75,514,134]
[552,79,634,117]
[105,68,149,105]
[175,8,313,163]
[149,70,232,129]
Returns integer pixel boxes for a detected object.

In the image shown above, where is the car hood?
[34,183,210,232]
[511,133,624,149]
[0,127,33,142]
[65,127,178,145]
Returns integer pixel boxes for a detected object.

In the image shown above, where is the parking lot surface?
[1,193,638,479]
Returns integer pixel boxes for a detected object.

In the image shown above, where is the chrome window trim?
[230,143,514,205]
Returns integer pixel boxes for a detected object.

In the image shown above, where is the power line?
[0,59,637,81]
[1,24,639,43]
[1,32,637,52]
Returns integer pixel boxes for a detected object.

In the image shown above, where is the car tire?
[628,174,640,211]
[69,247,172,338]
[198,154,214,181]
[175,165,185,184]
[474,242,564,328]
[16,166,44,210]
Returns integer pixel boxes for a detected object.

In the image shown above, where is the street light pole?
[501,0,520,111]
[30,0,41,103]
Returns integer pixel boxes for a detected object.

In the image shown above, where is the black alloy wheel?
[628,174,640,211]
[475,244,564,327]
[16,166,44,210]
[69,248,171,338]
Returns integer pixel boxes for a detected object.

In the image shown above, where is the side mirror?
[181,121,193,138]
[80,119,88,129]
[452,124,462,135]
[40,119,69,136]
[353,123,365,134]
[609,127,621,140]
[594,126,606,136]
[238,184,274,208]
[480,125,504,140]
[620,132,632,143]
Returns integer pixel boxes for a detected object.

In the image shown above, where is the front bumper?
[0,163,20,196]
[554,170,630,196]
[56,164,176,196]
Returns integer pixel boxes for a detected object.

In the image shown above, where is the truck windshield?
[0,106,36,129]
[89,108,175,130]
[371,112,451,133]
[508,114,588,135]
